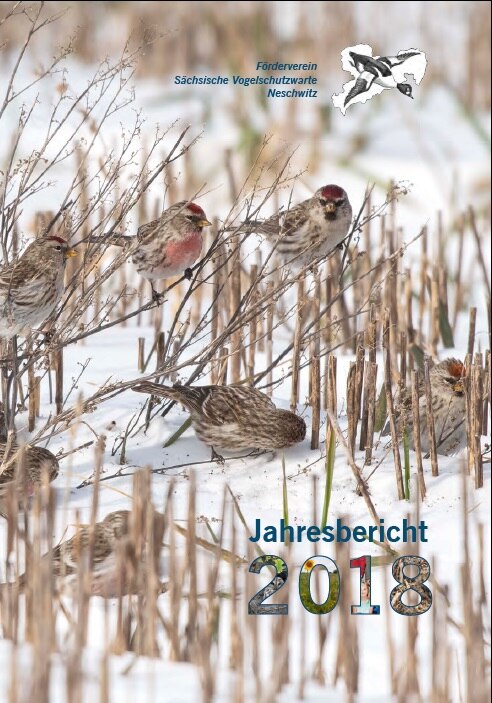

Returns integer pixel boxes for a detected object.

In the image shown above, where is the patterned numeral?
[390,555,432,615]
[299,556,340,614]
[248,555,432,615]
[350,555,380,614]
[248,555,288,615]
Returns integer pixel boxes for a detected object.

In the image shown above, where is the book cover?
[0,2,490,701]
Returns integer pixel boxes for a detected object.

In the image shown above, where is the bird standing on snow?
[0,236,77,340]
[384,358,467,456]
[231,185,352,270]
[5,509,167,597]
[343,49,424,110]
[133,382,307,461]
[104,201,211,301]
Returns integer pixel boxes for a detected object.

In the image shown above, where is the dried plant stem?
[424,356,439,477]
[290,278,304,411]
[383,311,404,500]
[411,370,427,501]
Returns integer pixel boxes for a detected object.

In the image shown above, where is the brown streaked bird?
[230,185,352,269]
[3,509,168,598]
[383,358,467,456]
[133,382,307,460]
[104,201,211,300]
[50,510,132,578]
[0,442,60,514]
[0,236,77,339]
[0,511,128,592]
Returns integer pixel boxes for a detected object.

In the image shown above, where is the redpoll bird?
[3,510,129,593]
[0,236,77,339]
[133,382,307,460]
[384,358,467,456]
[235,185,352,269]
[0,442,59,515]
[0,444,59,488]
[106,201,211,298]
[6,509,167,597]
[51,510,131,576]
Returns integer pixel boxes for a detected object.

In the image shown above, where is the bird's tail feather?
[133,382,177,399]
[222,213,281,238]
[87,234,133,247]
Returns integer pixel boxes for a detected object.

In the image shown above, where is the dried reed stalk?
[54,348,63,415]
[310,344,321,450]
[346,362,357,454]
[423,356,439,477]
[247,265,258,384]
[383,311,404,499]
[229,234,242,384]
[138,337,145,373]
[265,281,275,396]
[471,357,484,488]
[467,307,477,357]
[290,278,305,411]
[363,361,378,465]
[411,370,427,500]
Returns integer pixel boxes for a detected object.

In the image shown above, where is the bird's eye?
[319,198,327,206]
[55,245,62,251]
[334,199,345,206]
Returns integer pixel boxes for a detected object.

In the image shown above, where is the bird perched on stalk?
[230,185,352,270]
[383,358,467,456]
[133,382,307,461]
[103,201,211,301]
[0,236,77,339]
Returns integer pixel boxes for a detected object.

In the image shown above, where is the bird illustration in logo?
[332,44,427,114]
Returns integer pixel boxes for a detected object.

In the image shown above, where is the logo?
[332,44,427,115]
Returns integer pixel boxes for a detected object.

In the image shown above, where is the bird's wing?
[230,385,277,411]
[391,50,427,84]
[354,53,392,77]
[334,44,386,114]
[201,386,275,426]
[348,52,371,72]
[396,50,422,60]
[344,73,377,107]
[137,217,162,243]
[52,526,115,574]
[169,385,216,416]
[0,262,16,287]
[51,531,89,574]
[201,389,241,425]
[137,201,190,242]
[251,202,310,247]
[339,44,373,76]
[278,201,310,239]
[0,260,47,295]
